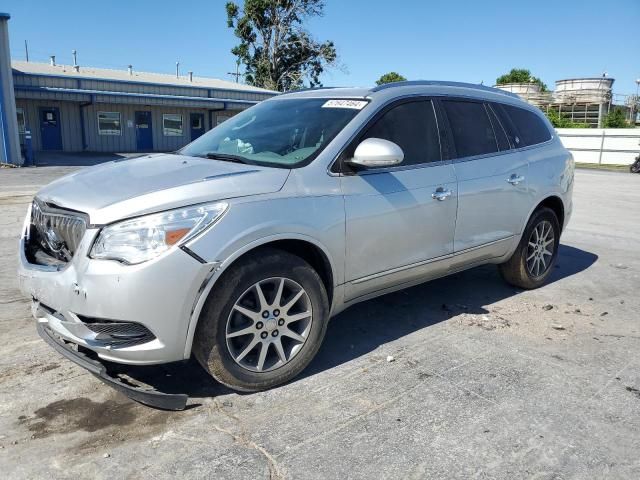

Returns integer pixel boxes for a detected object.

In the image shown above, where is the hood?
[36,154,290,225]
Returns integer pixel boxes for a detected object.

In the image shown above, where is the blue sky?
[5,0,640,94]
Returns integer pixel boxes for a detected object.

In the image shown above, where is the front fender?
[181,196,345,358]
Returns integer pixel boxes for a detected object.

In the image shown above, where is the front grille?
[27,199,87,264]
[78,316,156,348]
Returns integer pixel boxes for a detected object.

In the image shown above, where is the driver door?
[340,99,458,301]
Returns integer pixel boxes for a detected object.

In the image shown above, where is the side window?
[491,103,520,147]
[486,104,510,151]
[500,104,552,147]
[361,100,441,166]
[441,100,498,158]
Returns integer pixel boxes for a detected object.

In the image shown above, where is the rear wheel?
[193,248,329,392]
[498,207,560,289]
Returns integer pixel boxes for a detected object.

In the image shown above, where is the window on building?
[360,100,441,166]
[163,114,183,136]
[191,115,203,129]
[97,112,122,135]
[442,100,498,158]
[16,108,26,134]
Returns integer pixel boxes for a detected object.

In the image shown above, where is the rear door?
[341,99,458,300]
[438,98,529,260]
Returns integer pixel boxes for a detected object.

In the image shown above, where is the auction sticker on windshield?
[322,99,368,109]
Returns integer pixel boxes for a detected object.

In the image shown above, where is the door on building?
[39,107,63,150]
[190,113,205,141]
[135,111,153,151]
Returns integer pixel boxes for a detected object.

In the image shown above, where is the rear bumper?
[37,322,188,410]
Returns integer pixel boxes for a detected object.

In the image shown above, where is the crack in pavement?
[207,400,286,480]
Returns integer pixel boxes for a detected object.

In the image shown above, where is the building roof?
[11,61,277,94]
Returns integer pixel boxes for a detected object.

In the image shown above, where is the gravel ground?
[1,166,639,479]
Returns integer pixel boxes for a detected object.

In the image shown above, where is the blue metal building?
[11,60,276,154]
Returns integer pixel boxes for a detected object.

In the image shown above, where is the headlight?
[90,202,227,264]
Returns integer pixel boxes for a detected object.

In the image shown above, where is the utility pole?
[227,59,242,83]
[24,40,28,62]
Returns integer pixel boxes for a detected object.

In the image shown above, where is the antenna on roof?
[72,50,79,72]
[24,40,29,62]
[176,61,180,79]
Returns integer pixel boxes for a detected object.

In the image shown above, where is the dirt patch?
[39,363,60,373]
[18,393,178,449]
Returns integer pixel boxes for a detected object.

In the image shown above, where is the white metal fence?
[556,128,640,165]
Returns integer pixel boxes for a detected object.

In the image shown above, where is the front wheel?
[193,248,329,392]
[498,207,560,289]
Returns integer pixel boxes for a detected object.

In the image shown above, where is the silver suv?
[18,81,574,405]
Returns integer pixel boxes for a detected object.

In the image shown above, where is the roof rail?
[371,80,520,98]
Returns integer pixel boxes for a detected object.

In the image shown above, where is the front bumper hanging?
[37,322,188,411]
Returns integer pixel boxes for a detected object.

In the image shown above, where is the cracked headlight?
[90,202,227,264]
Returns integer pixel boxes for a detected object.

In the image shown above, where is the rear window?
[442,100,498,158]
[496,104,552,147]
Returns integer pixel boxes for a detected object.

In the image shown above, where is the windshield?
[179,98,367,168]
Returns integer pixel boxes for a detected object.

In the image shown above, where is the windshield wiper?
[202,152,251,164]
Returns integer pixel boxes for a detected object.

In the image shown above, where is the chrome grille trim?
[31,199,87,262]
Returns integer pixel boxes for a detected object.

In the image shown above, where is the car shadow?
[115,244,598,404]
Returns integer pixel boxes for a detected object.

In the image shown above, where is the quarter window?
[500,104,551,147]
[442,100,498,158]
[163,114,183,136]
[97,112,122,136]
[361,100,441,166]
[16,108,26,134]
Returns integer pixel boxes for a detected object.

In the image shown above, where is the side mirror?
[348,138,404,168]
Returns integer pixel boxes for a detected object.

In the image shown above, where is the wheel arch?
[183,234,337,359]
[520,194,566,237]
[535,195,565,232]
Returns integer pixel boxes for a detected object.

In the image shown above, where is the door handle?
[507,174,525,185]
[432,188,452,201]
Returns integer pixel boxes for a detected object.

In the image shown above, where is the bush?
[544,110,589,128]
[602,107,632,128]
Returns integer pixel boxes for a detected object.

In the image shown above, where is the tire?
[498,207,560,290]
[193,247,329,392]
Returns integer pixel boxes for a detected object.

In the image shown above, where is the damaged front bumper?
[36,322,188,410]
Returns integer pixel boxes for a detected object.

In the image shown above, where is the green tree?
[544,110,589,128]
[602,107,632,128]
[496,68,547,92]
[375,72,407,85]
[226,0,337,91]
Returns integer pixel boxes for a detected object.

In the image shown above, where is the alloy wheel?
[526,220,555,277]
[225,277,313,372]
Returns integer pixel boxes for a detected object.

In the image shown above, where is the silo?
[553,77,614,127]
